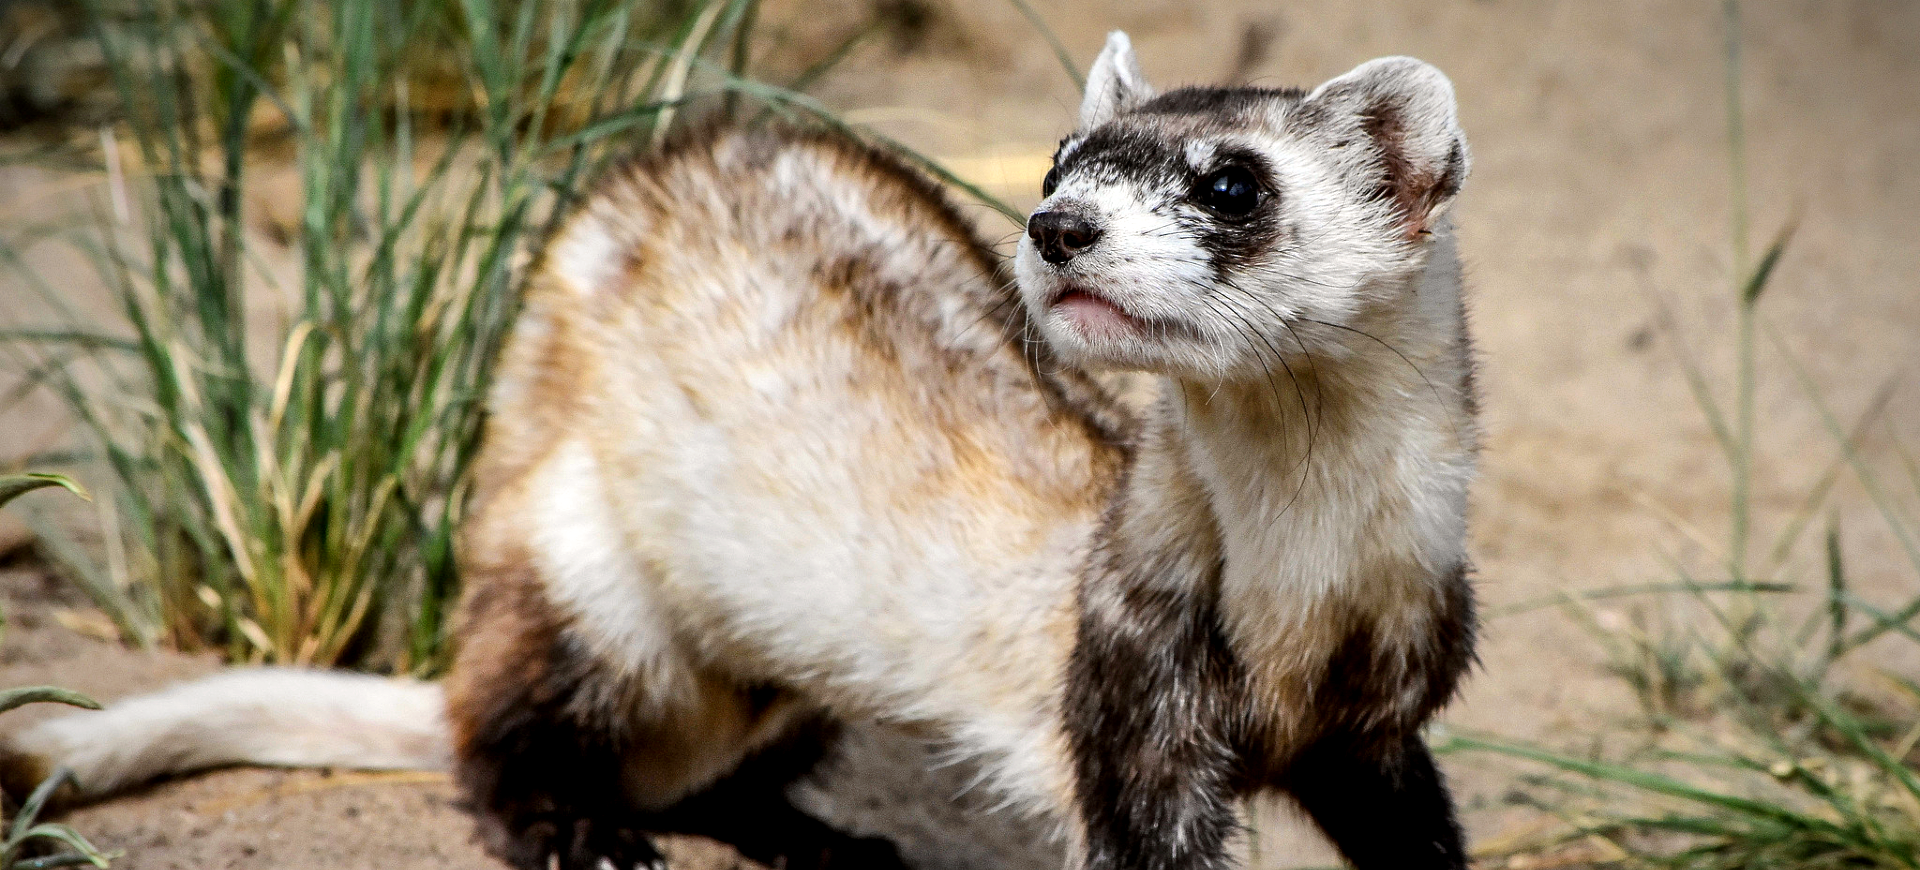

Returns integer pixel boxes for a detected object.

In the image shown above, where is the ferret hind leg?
[445,550,903,870]
[644,717,910,870]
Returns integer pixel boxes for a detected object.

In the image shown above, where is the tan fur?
[451,128,1126,823]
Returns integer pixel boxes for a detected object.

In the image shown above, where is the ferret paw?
[590,857,668,870]
[559,819,664,870]
[495,817,664,870]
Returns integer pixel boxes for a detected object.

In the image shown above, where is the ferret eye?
[1196,166,1260,216]
[1041,167,1060,197]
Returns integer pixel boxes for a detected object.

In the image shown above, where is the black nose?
[1027,210,1103,264]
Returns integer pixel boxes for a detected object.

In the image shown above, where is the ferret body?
[3,33,1479,870]
[442,115,1126,870]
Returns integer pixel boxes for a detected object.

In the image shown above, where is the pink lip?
[1051,288,1144,337]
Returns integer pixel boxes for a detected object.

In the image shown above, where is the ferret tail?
[0,667,449,804]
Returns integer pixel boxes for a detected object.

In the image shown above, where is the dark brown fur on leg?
[444,556,903,870]
[646,718,909,870]
[1278,566,1476,870]
[1284,734,1466,870]
[1065,574,1246,870]
[442,556,659,869]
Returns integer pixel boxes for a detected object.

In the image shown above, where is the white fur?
[548,206,632,298]
[1080,32,1152,129]
[529,438,709,722]
[7,669,446,798]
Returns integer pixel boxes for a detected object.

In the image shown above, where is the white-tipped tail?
[1,668,448,801]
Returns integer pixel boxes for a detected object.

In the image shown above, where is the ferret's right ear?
[1308,57,1470,236]
[1080,31,1153,129]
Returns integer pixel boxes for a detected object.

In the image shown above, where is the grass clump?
[0,0,972,674]
[1450,3,1920,868]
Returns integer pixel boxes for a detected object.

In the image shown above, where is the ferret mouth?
[1049,286,1148,337]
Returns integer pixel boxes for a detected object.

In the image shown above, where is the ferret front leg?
[1062,443,1248,870]
[1283,734,1467,870]
[1065,582,1244,870]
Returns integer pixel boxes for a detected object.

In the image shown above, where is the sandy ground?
[1,0,1917,867]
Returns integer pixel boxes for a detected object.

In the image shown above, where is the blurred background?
[0,1,1915,867]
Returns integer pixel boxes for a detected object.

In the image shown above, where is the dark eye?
[1041,166,1060,197]
[1195,165,1261,216]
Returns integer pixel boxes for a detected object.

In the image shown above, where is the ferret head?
[1014,32,1470,381]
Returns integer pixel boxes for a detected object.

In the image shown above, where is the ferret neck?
[1112,239,1474,603]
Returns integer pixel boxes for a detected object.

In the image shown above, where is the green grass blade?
[1005,0,1083,88]
[5,822,112,869]
[1446,735,1850,834]
[0,475,90,509]
[7,766,75,843]
[0,686,101,714]
[716,75,1023,222]
[1740,217,1797,308]
[1824,519,1847,664]
[1641,288,1737,462]
[1490,579,1796,618]
[783,17,880,95]
[1761,322,1920,642]
[0,331,142,353]
[15,851,120,870]
[1763,377,1895,574]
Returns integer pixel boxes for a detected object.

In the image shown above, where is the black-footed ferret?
[2,31,1479,870]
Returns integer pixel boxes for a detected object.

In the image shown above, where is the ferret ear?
[1080,31,1154,129]
[1307,57,1471,236]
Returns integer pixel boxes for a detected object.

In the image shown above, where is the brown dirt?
[2,1,1917,868]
